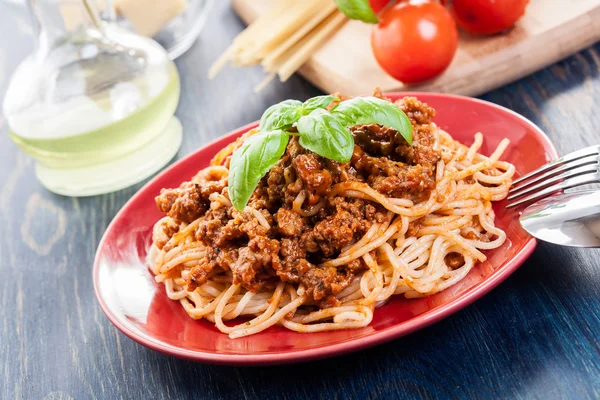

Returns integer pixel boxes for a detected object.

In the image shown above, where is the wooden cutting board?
[231,0,600,96]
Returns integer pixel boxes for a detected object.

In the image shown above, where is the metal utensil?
[506,145,600,208]
[519,189,600,247]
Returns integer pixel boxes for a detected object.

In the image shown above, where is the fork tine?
[506,174,600,209]
[508,156,599,199]
[512,145,599,186]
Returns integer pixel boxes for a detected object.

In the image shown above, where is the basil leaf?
[260,99,303,131]
[229,130,289,211]
[297,109,354,163]
[334,0,378,23]
[333,96,413,145]
[302,95,339,115]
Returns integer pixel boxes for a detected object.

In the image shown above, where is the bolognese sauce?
[154,96,441,307]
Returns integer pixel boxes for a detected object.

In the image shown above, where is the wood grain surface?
[231,0,600,96]
[1,1,600,399]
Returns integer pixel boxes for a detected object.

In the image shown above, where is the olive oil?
[9,63,180,169]
[4,23,183,196]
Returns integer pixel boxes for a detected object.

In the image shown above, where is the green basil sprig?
[297,109,354,163]
[228,130,289,212]
[333,97,413,145]
[229,96,413,210]
[259,95,339,131]
[296,97,413,162]
[301,95,339,114]
[334,0,379,23]
[260,100,303,131]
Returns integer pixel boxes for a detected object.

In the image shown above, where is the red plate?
[94,93,558,365]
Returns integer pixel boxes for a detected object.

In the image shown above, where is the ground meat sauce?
[155,96,441,304]
[152,217,180,250]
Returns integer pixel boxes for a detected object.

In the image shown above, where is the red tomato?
[451,0,530,35]
[371,1,458,84]
[369,0,391,13]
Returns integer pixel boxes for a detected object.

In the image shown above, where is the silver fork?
[506,145,600,209]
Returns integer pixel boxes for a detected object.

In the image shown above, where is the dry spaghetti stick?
[253,39,300,91]
[262,1,337,71]
[252,0,323,57]
[237,0,321,65]
[254,73,276,93]
[278,11,347,82]
[251,7,343,85]
[231,0,292,47]
[208,47,235,78]
[258,11,339,84]
[208,0,294,77]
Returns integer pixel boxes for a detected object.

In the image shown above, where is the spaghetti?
[209,0,347,91]
[148,95,515,338]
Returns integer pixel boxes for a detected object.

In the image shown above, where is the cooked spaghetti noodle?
[148,94,515,338]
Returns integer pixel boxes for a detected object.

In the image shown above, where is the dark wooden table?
[1,2,600,399]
